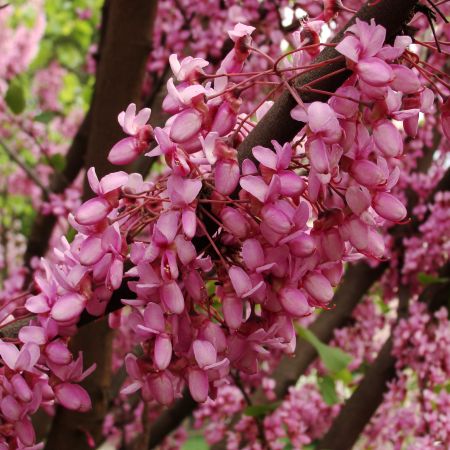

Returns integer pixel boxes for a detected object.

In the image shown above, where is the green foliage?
[417,272,449,286]
[5,79,26,114]
[318,376,338,405]
[297,326,352,374]
[0,194,36,238]
[243,402,281,417]
[182,435,209,450]
[34,111,59,124]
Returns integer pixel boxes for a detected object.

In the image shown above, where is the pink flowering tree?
[0,0,450,449]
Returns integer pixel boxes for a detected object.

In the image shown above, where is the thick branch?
[43,2,157,450]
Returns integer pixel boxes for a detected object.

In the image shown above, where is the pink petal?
[45,340,72,365]
[148,373,174,405]
[1,395,21,421]
[390,65,420,94]
[239,175,268,202]
[211,102,236,136]
[108,137,140,165]
[188,369,209,402]
[154,335,172,370]
[55,383,92,412]
[280,288,311,317]
[309,139,330,174]
[373,192,407,222]
[345,185,371,215]
[134,107,151,129]
[242,239,264,271]
[50,293,86,323]
[170,109,202,143]
[261,203,292,235]
[79,236,104,266]
[221,207,250,238]
[373,120,403,157]
[86,167,100,194]
[75,197,111,226]
[351,160,386,187]
[222,296,243,329]
[279,171,305,196]
[100,171,129,194]
[357,57,394,87]
[215,160,239,195]
[15,343,40,371]
[193,339,217,368]
[18,326,46,345]
[229,266,252,298]
[25,294,50,314]
[0,341,19,369]
[160,281,185,314]
[11,374,32,402]
[155,211,180,244]
[175,235,196,265]
[15,418,35,446]
[335,35,361,62]
[304,271,334,304]
[288,232,316,257]
[252,146,277,170]
[107,258,124,290]
[143,303,166,333]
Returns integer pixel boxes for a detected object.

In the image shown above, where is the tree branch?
[43,1,158,449]
[0,138,51,198]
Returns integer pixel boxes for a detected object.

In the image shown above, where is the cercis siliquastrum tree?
[1,0,450,448]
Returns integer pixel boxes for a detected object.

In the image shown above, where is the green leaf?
[5,81,26,114]
[334,368,352,384]
[297,326,352,374]
[34,111,58,124]
[318,376,338,405]
[182,435,208,450]
[48,153,66,171]
[417,272,449,286]
[243,402,280,418]
[66,226,77,243]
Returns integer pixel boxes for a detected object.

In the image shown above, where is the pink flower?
[373,120,403,157]
[169,55,208,81]
[54,383,91,412]
[373,192,407,222]
[118,103,151,136]
[303,271,334,304]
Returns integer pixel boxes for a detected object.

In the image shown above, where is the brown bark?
[43,2,157,450]
[23,0,112,269]
[148,390,197,449]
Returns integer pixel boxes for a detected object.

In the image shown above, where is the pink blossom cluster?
[403,191,450,285]
[330,296,388,371]
[0,0,46,82]
[0,16,428,446]
[361,302,450,449]
[2,0,450,443]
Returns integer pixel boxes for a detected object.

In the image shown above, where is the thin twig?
[0,139,51,198]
